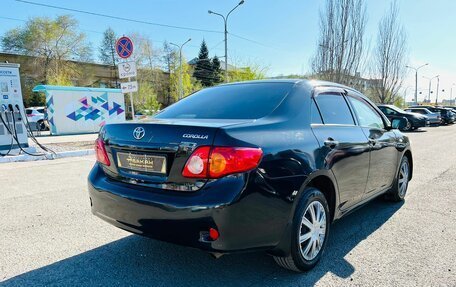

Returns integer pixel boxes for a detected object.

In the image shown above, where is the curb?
[0,149,95,163]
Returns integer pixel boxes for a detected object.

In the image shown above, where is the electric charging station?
[0,63,29,154]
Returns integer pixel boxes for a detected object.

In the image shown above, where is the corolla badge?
[133,127,145,140]
[182,134,209,140]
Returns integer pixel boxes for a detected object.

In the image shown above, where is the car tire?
[273,187,330,272]
[37,120,46,131]
[386,156,410,202]
[402,120,412,131]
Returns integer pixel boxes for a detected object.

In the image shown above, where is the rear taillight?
[95,138,110,166]
[182,146,263,179]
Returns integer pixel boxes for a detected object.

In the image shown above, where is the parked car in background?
[25,106,49,131]
[404,107,441,126]
[377,104,429,131]
[409,106,455,125]
[88,80,413,272]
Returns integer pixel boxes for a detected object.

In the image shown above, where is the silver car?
[405,107,441,126]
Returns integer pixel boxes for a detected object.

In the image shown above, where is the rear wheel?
[273,187,330,272]
[387,156,410,202]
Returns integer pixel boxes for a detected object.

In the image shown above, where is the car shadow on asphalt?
[403,129,428,133]
[3,198,403,286]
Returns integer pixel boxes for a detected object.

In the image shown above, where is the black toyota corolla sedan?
[88,80,413,272]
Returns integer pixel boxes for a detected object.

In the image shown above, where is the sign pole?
[115,36,136,121]
[128,76,135,120]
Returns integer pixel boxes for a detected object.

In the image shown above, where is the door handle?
[324,138,339,149]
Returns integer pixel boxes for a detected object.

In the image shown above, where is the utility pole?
[451,83,455,105]
[435,76,440,105]
[423,75,439,103]
[406,63,428,104]
[208,0,245,83]
[170,38,191,101]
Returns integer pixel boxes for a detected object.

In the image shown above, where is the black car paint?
[88,80,412,257]
[377,105,428,129]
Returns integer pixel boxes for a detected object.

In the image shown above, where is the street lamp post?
[423,75,439,102]
[406,63,428,104]
[451,83,455,105]
[170,38,191,101]
[435,76,440,105]
[208,0,245,83]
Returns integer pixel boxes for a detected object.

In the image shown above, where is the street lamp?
[208,0,245,83]
[435,76,440,105]
[451,83,455,105]
[423,75,439,102]
[406,63,428,104]
[170,38,191,100]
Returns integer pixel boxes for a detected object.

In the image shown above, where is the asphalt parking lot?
[1,125,455,286]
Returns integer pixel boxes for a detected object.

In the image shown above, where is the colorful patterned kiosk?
[32,85,126,135]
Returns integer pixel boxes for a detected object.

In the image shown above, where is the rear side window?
[155,83,293,119]
[26,109,33,115]
[347,96,384,129]
[314,93,354,125]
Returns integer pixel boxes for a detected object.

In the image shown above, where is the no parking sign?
[116,36,134,59]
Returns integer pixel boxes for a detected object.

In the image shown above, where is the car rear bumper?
[88,164,291,254]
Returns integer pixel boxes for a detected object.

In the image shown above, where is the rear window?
[155,83,293,120]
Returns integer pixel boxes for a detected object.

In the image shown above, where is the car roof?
[218,79,360,93]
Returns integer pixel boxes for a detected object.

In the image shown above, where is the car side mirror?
[391,117,408,130]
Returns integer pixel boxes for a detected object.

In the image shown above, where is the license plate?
[117,152,167,174]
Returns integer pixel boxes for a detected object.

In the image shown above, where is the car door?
[346,93,398,196]
[311,89,370,211]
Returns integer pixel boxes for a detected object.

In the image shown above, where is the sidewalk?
[0,133,98,163]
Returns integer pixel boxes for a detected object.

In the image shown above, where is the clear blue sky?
[1,0,455,101]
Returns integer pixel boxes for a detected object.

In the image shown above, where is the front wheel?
[273,187,330,272]
[401,120,412,131]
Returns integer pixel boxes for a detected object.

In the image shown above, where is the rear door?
[346,93,398,195]
[311,88,370,211]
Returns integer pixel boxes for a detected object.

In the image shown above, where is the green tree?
[193,40,214,87]
[99,27,117,66]
[1,15,92,85]
[229,66,266,82]
[170,54,199,101]
[136,81,161,115]
[211,56,223,84]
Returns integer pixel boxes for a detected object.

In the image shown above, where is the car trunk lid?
[100,118,251,190]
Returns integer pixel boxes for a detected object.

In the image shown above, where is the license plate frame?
[116,152,167,174]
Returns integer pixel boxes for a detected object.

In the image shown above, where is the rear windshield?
[155,82,293,120]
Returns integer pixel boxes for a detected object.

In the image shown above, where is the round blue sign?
[116,36,134,59]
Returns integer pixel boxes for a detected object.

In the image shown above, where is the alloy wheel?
[299,201,327,261]
[398,160,409,197]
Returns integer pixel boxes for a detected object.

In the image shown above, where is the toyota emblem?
[133,127,145,140]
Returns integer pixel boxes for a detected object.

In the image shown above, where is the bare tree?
[311,0,367,88]
[370,1,407,104]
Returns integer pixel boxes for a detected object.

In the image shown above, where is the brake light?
[95,138,110,166]
[182,146,262,179]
